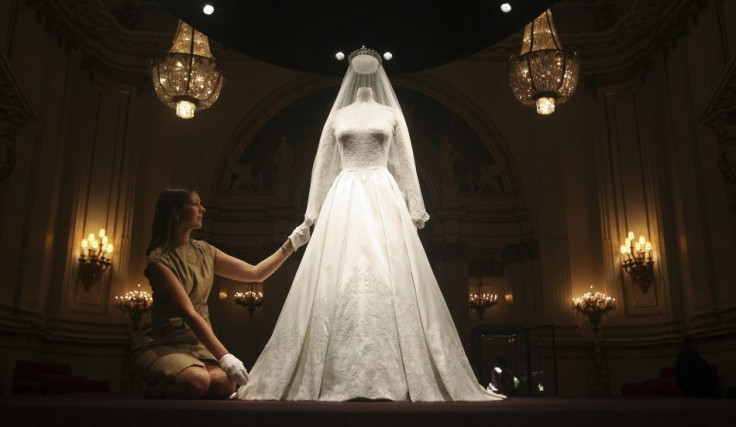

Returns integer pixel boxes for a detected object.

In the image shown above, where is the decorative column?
[701,55,736,312]
[716,131,736,209]
[0,53,35,222]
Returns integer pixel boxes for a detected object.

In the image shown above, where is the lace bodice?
[305,100,429,228]
[334,102,394,170]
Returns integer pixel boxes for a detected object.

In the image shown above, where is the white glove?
[218,353,248,386]
[288,222,311,251]
[412,212,429,230]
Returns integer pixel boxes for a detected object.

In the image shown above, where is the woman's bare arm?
[213,239,294,283]
[147,262,229,359]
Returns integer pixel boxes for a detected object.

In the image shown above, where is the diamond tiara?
[348,46,381,64]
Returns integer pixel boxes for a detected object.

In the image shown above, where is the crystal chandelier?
[508,9,579,115]
[152,21,225,119]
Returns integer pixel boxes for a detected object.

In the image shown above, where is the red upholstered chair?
[12,360,110,394]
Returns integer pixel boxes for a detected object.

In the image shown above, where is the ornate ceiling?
[156,0,556,75]
[25,0,708,86]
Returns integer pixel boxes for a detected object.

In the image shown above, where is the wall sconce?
[619,230,655,293]
[78,228,113,290]
[234,282,263,319]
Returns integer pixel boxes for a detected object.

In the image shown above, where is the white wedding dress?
[233,94,504,401]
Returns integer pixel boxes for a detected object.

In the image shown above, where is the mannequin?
[233,49,503,402]
[354,86,374,102]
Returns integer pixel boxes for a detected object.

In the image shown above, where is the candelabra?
[619,230,655,293]
[573,286,615,395]
[78,228,113,290]
[234,283,263,319]
[573,286,615,332]
[114,284,153,329]
[469,281,498,320]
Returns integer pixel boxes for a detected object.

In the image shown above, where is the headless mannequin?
[342,87,386,123]
[355,86,375,103]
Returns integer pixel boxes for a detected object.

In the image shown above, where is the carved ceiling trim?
[22,0,710,89]
[0,52,36,125]
[581,57,654,95]
[701,54,736,130]
[25,0,241,90]
[473,0,708,76]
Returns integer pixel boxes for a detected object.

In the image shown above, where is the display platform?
[3,395,736,427]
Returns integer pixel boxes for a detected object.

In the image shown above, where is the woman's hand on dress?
[218,353,249,386]
[288,222,311,251]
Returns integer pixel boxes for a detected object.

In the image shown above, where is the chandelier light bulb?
[500,3,512,13]
[536,97,555,115]
[335,51,345,60]
[176,100,196,119]
[383,52,393,61]
[203,4,214,15]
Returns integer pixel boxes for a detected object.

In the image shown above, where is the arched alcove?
[212,74,522,216]
[206,75,537,361]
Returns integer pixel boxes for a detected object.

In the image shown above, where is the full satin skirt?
[234,167,504,401]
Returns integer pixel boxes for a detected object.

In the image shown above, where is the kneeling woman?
[133,188,310,399]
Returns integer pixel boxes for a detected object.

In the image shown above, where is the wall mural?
[220,83,513,212]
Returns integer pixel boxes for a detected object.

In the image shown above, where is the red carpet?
[2,395,735,427]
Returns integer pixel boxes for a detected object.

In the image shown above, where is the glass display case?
[471,324,558,396]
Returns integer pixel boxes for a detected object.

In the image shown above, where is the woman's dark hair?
[145,188,194,255]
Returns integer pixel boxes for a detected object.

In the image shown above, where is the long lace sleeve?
[304,117,338,226]
[392,112,430,229]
